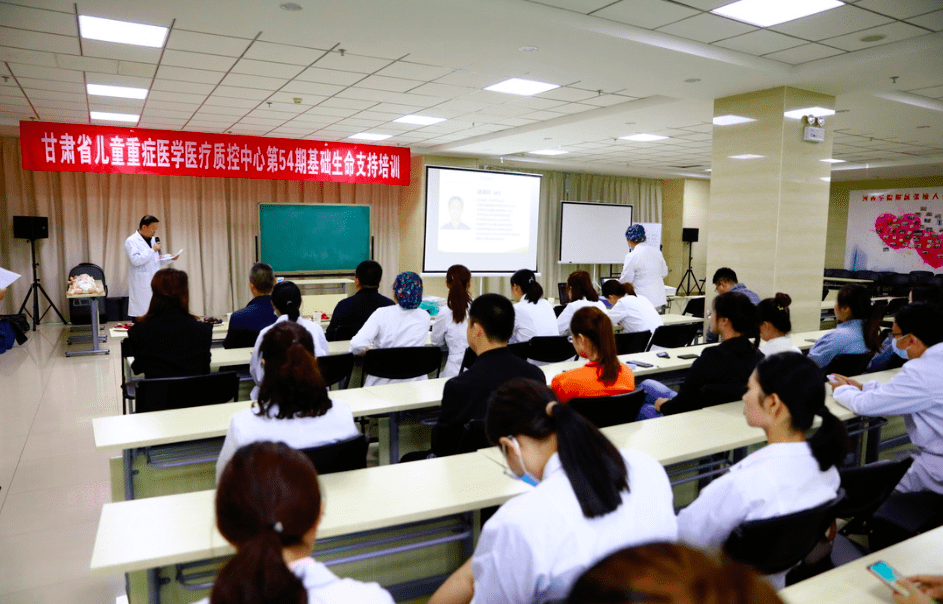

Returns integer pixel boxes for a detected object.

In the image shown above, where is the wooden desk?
[779,525,943,604]
[660,313,703,326]
[65,279,109,357]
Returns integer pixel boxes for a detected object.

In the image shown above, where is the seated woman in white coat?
[757,293,802,356]
[250,280,329,400]
[429,378,677,604]
[601,280,663,335]
[217,321,358,481]
[508,269,558,344]
[832,302,943,496]
[432,264,472,377]
[202,442,394,604]
[557,270,607,336]
[350,271,431,386]
[676,352,846,589]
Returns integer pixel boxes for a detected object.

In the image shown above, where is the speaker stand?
[676,241,703,296]
[17,238,67,331]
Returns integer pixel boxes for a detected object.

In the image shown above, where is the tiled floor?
[0,323,124,603]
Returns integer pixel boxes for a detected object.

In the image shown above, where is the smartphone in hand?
[868,561,910,596]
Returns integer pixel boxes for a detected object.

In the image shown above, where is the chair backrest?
[838,458,914,519]
[723,490,846,575]
[330,324,360,342]
[553,304,566,318]
[455,419,490,454]
[647,323,700,350]
[823,352,873,378]
[361,346,442,386]
[222,326,260,350]
[699,382,748,409]
[316,353,355,389]
[134,371,239,414]
[70,262,107,289]
[909,270,933,282]
[458,347,477,373]
[614,330,651,355]
[506,342,530,360]
[885,297,908,317]
[69,263,108,324]
[299,434,368,475]
[568,389,646,429]
[682,297,705,317]
[527,335,578,363]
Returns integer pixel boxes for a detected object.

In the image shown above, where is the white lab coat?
[349,305,431,386]
[125,231,172,317]
[510,298,559,344]
[833,342,943,495]
[215,401,360,481]
[557,299,607,336]
[619,242,669,309]
[431,306,469,378]
[249,315,330,400]
[194,556,394,604]
[607,295,663,335]
[676,442,840,589]
[759,335,802,356]
[470,449,677,604]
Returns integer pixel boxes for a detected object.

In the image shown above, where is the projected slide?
[424,166,541,274]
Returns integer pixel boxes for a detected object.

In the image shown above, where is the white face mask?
[893,333,910,360]
[500,436,540,487]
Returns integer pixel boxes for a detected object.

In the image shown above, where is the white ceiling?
[0,0,941,180]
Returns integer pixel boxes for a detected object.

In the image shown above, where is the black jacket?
[325,288,395,341]
[432,347,546,457]
[223,295,277,349]
[128,310,213,379]
[659,336,764,416]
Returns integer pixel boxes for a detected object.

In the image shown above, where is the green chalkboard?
[259,204,371,273]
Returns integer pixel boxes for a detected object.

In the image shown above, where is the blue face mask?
[893,334,910,360]
[501,436,540,487]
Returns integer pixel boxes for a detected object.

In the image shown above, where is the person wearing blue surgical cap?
[619,224,669,311]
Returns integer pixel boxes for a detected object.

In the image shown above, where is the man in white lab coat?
[125,215,176,318]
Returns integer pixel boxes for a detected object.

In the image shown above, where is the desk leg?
[124,448,136,501]
[66,297,109,357]
[389,411,400,464]
[147,568,163,604]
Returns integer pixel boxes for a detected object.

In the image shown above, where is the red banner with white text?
[20,121,410,186]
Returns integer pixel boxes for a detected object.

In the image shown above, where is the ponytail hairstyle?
[567,270,600,303]
[445,264,472,323]
[757,293,792,334]
[567,542,784,604]
[600,279,628,299]
[570,307,621,385]
[837,284,882,352]
[754,352,848,471]
[212,441,321,604]
[713,291,758,337]
[485,378,628,518]
[257,322,331,419]
[510,269,544,304]
[272,281,302,322]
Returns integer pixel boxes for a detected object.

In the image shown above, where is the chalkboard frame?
[258,203,371,275]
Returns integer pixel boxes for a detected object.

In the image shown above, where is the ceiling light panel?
[529,149,569,155]
[783,106,835,119]
[349,133,392,141]
[90,111,140,122]
[620,134,669,141]
[86,84,148,99]
[393,115,447,126]
[78,15,169,48]
[728,154,764,159]
[712,0,844,28]
[484,78,559,96]
[713,115,757,126]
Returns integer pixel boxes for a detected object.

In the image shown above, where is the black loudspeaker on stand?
[676,227,703,296]
[13,216,68,331]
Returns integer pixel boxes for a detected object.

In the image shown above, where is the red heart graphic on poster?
[913,230,943,269]
[874,213,922,249]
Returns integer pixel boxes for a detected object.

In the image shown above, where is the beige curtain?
[0,137,400,318]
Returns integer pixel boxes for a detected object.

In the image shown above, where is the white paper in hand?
[0,267,21,289]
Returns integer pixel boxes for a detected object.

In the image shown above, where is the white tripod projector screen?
[424,166,541,274]
[559,202,634,264]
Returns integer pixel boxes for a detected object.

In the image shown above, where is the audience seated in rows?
[223,262,277,349]
[602,279,662,335]
[757,293,801,356]
[325,260,394,342]
[557,271,607,336]
[432,264,472,378]
[551,306,635,403]
[808,284,882,369]
[508,269,558,345]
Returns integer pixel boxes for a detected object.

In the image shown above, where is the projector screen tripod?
[17,238,67,331]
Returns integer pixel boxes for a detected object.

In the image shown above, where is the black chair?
[329,324,360,342]
[909,270,933,285]
[299,434,368,475]
[646,323,700,350]
[120,337,136,414]
[723,490,846,575]
[134,371,240,414]
[568,390,645,429]
[458,347,477,373]
[317,353,355,389]
[68,262,108,325]
[361,346,442,386]
[614,330,651,355]
[823,352,873,378]
[221,326,260,350]
[887,273,911,297]
[681,297,705,318]
[836,458,914,537]
[823,268,841,278]
[506,342,530,360]
[870,490,943,551]
[455,419,490,454]
[928,274,943,289]
[527,336,578,363]
[553,304,566,318]
[885,297,908,317]
[699,382,748,409]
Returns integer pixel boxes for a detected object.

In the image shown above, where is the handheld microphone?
[155,236,160,243]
